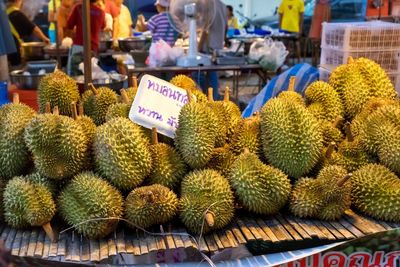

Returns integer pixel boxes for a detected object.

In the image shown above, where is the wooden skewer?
[205,212,215,227]
[288,76,296,91]
[42,222,57,243]
[120,89,130,104]
[52,106,59,115]
[45,102,51,113]
[12,93,19,104]
[151,127,158,145]
[337,173,352,187]
[207,87,214,102]
[344,122,354,142]
[71,102,78,120]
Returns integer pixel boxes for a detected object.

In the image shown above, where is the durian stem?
[288,76,296,91]
[347,56,354,64]
[45,102,51,113]
[132,76,138,89]
[88,83,98,95]
[71,102,78,120]
[205,212,215,227]
[337,173,352,187]
[207,87,214,102]
[12,93,20,104]
[344,122,354,142]
[325,142,336,159]
[145,191,155,203]
[151,127,158,145]
[120,89,130,104]
[243,148,250,154]
[52,106,59,115]
[42,222,57,243]
[224,87,230,102]
[332,116,343,129]
[253,111,260,116]
[78,102,84,116]
[186,89,193,103]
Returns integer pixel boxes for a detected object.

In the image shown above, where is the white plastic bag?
[78,58,109,80]
[148,40,184,67]
[248,38,289,71]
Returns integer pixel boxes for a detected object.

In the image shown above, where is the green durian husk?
[81,86,118,125]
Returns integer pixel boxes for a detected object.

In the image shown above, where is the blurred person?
[227,5,239,29]
[309,0,331,65]
[104,0,120,45]
[115,0,132,38]
[48,0,61,43]
[66,0,105,75]
[6,0,50,67]
[136,0,179,47]
[194,0,227,100]
[0,1,16,81]
[278,0,305,34]
[57,0,75,42]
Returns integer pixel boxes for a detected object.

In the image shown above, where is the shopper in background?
[0,0,16,81]
[195,0,227,100]
[66,0,105,75]
[57,0,75,42]
[136,0,179,47]
[6,0,50,68]
[309,0,331,66]
[227,5,239,29]
[48,0,61,43]
[115,0,133,38]
[104,0,120,45]
[278,0,305,35]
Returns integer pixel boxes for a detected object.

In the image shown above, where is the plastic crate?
[320,47,400,72]
[321,21,400,51]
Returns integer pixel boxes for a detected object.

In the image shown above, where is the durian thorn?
[337,173,352,187]
[42,222,57,243]
[52,106,59,115]
[151,127,158,145]
[78,102,85,116]
[325,142,336,159]
[120,89,130,104]
[132,76,138,89]
[45,102,51,114]
[332,116,343,128]
[347,56,354,64]
[207,87,214,102]
[70,102,78,120]
[12,93,20,104]
[288,76,296,91]
[205,212,215,227]
[185,89,193,103]
[88,83,98,95]
[344,122,354,142]
[224,87,230,102]
[243,148,250,154]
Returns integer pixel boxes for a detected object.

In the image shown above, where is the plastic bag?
[248,38,289,71]
[148,39,184,67]
[78,58,109,80]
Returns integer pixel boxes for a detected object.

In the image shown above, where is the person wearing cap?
[136,0,179,47]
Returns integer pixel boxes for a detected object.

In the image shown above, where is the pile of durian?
[0,57,400,242]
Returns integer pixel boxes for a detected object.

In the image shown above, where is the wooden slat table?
[0,211,398,263]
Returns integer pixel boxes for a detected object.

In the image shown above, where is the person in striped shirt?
[136,0,179,47]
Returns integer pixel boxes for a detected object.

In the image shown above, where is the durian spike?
[120,89,130,104]
[243,148,250,154]
[344,122,354,142]
[288,76,296,91]
[325,142,336,159]
[52,106,59,115]
[42,222,57,243]
[224,87,230,102]
[186,89,193,103]
[12,93,20,104]
[88,83,98,95]
[132,76,138,89]
[151,127,158,145]
[347,56,354,64]
[45,102,51,113]
[70,102,78,120]
[332,116,344,129]
[78,102,84,116]
[207,87,214,102]
[337,173,352,187]
[205,212,215,227]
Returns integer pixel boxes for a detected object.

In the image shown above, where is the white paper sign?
[129,74,189,138]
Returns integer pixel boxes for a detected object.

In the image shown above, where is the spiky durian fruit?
[206,88,228,147]
[0,94,36,179]
[4,174,56,231]
[81,85,118,125]
[229,150,291,214]
[125,184,178,229]
[170,75,207,103]
[124,76,138,104]
[180,169,234,234]
[24,107,91,180]
[290,165,351,220]
[146,128,187,190]
[276,77,305,106]
[260,97,323,178]
[106,89,131,122]
[319,117,344,147]
[58,172,124,238]
[206,145,236,178]
[221,88,242,140]
[93,117,152,191]
[230,114,262,157]
[38,70,80,116]
[75,103,97,142]
[351,164,400,222]
[305,81,344,122]
[175,99,218,169]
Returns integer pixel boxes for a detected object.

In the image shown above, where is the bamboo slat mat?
[1,210,399,263]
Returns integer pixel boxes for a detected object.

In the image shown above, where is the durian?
[230,113,262,157]
[106,89,131,122]
[125,184,178,229]
[58,172,124,238]
[0,94,36,179]
[320,116,344,147]
[93,117,152,190]
[206,88,228,147]
[229,150,291,214]
[221,88,242,140]
[206,145,236,178]
[277,77,305,106]
[170,75,207,103]
[180,169,234,234]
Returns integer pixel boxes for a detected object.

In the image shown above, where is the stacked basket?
[319,21,400,91]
